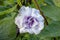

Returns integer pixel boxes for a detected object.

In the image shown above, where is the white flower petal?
[15,15,24,28]
[20,27,34,34]
[20,27,27,33]
[31,8,44,21]
[19,6,32,16]
[26,29,34,34]
[39,22,44,30]
[32,27,42,34]
[32,22,44,34]
[31,8,40,17]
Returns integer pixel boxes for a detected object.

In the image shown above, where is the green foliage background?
[0,0,60,40]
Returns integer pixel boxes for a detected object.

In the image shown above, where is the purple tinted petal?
[23,16,39,29]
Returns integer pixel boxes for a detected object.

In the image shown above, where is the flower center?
[23,16,38,29]
[27,16,34,26]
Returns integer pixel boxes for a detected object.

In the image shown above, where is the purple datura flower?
[15,6,44,35]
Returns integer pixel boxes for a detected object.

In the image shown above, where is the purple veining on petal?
[27,16,31,20]
[23,16,39,29]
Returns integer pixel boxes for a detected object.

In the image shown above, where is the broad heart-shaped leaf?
[0,18,16,40]
[41,5,60,21]
[39,21,60,38]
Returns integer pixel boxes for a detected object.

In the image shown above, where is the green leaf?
[4,0,14,5]
[39,37,54,40]
[53,0,60,7]
[16,33,39,40]
[0,5,17,16]
[17,34,54,40]
[1,0,16,6]
[0,18,16,40]
[44,0,54,5]
[39,21,60,38]
[0,12,17,21]
[41,5,60,21]
[0,6,10,12]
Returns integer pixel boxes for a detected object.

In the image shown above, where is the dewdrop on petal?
[15,6,44,35]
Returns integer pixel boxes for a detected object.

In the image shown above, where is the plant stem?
[32,0,48,25]
[17,0,22,7]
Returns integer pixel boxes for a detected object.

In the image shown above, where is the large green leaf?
[0,18,16,40]
[41,5,60,21]
[53,0,60,7]
[44,0,54,5]
[39,21,60,38]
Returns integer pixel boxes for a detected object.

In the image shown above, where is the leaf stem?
[32,0,48,25]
